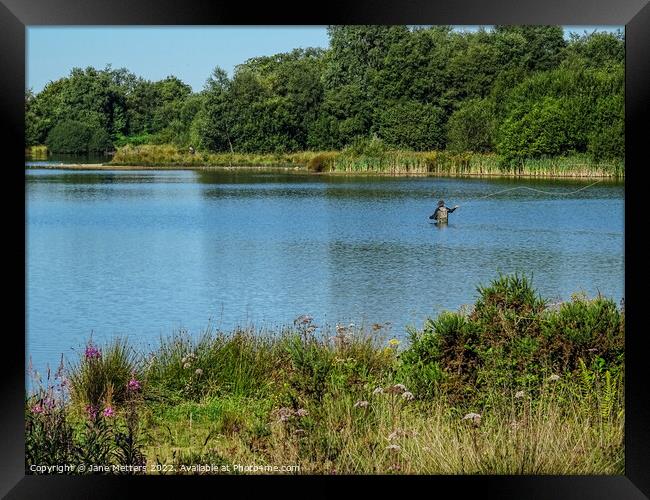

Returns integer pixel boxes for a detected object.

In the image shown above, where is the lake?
[26,168,624,379]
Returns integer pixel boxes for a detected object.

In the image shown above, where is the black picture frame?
[2,0,649,497]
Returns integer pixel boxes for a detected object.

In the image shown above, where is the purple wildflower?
[84,344,101,360]
[85,404,98,420]
[31,403,44,415]
[102,406,115,418]
[128,377,141,392]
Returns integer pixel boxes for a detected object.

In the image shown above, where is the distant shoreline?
[25,162,624,179]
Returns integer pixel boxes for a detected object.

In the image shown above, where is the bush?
[541,293,624,373]
[307,152,336,172]
[398,274,624,404]
[45,120,114,154]
[587,94,624,161]
[45,120,93,154]
[88,127,113,152]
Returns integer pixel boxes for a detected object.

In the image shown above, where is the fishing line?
[472,179,603,200]
[428,179,603,219]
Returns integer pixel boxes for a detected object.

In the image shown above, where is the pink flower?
[128,377,141,392]
[102,406,115,418]
[84,344,101,360]
[31,403,44,415]
[85,405,98,420]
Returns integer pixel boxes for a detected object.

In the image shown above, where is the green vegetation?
[26,275,624,474]
[45,120,113,154]
[111,142,622,177]
[26,26,624,172]
[25,145,48,159]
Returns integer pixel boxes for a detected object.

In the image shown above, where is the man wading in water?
[429,199,459,223]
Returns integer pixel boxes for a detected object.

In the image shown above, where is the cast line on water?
[428,180,604,221]
[471,179,604,200]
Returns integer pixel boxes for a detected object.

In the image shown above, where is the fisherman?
[429,199,459,223]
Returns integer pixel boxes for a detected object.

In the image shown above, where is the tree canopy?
[26,26,624,162]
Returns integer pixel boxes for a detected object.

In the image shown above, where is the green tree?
[446,98,496,153]
[493,25,567,72]
[563,30,625,69]
[376,101,446,150]
[198,67,236,152]
[497,96,580,162]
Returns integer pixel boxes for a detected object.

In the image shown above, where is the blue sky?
[27,26,623,93]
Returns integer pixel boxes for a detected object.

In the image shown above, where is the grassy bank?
[26,275,624,475]
[108,144,624,178]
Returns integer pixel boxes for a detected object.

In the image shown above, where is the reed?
[110,144,623,178]
[111,144,332,169]
[25,145,48,159]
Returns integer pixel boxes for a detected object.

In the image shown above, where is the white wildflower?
[401,391,415,401]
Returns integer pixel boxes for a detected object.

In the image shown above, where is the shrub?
[342,135,389,157]
[88,127,114,152]
[541,293,624,373]
[45,120,113,154]
[399,274,624,405]
[45,120,93,154]
[307,152,336,172]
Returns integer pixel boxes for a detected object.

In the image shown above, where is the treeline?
[25,26,624,164]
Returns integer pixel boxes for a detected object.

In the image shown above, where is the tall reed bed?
[110,144,623,178]
[111,144,331,169]
[330,150,622,177]
[25,145,48,159]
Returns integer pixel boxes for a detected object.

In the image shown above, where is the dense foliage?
[26,26,624,163]
[398,274,624,405]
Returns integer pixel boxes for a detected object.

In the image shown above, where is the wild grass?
[109,144,623,178]
[111,144,330,169]
[26,275,625,475]
[68,337,142,410]
[25,145,48,159]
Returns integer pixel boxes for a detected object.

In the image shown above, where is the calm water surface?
[26,169,624,376]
